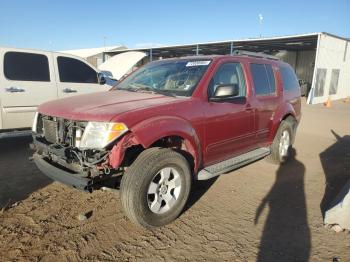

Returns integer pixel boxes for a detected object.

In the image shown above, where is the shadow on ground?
[255,148,311,261]
[0,135,51,208]
[320,130,350,217]
[182,177,218,213]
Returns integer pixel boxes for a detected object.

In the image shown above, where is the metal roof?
[59,45,126,58]
[105,33,324,58]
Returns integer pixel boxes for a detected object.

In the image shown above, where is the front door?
[0,48,57,129]
[204,62,255,165]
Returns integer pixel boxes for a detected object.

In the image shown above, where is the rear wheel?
[267,119,295,164]
[120,148,191,228]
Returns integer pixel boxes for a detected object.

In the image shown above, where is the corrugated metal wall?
[295,50,316,85]
[309,33,350,104]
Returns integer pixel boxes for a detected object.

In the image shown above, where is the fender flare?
[130,116,202,171]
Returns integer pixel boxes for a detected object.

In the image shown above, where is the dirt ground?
[1,99,350,262]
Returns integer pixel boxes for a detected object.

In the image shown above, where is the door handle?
[245,103,254,111]
[62,88,77,93]
[6,87,25,93]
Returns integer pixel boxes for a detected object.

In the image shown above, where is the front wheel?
[120,148,191,228]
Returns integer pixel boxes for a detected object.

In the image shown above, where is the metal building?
[104,32,350,104]
[60,45,126,67]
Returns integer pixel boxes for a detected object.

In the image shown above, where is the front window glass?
[57,56,98,84]
[208,62,246,98]
[115,59,211,96]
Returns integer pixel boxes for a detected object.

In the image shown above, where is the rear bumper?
[33,153,93,191]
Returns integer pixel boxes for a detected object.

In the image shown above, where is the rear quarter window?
[4,52,50,82]
[279,66,299,91]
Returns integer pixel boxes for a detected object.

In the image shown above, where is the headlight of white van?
[32,112,39,133]
[79,122,128,149]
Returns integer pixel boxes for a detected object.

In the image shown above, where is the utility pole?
[259,14,263,38]
[103,36,107,63]
[103,36,107,51]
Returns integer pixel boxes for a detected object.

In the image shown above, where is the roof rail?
[233,50,280,61]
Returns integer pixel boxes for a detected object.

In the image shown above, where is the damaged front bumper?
[33,153,94,191]
[31,135,114,192]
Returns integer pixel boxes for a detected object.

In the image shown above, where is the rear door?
[0,48,57,129]
[249,63,280,145]
[52,54,111,99]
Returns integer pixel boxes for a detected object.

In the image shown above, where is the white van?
[0,47,114,132]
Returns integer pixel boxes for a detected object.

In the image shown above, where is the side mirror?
[210,84,239,102]
[98,73,107,85]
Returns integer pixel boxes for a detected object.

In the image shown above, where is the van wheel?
[267,119,294,164]
[120,148,191,228]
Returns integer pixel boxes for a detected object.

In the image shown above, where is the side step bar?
[196,147,270,180]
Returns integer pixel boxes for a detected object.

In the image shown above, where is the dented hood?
[38,90,178,122]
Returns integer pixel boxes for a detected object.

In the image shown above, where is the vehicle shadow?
[182,176,218,213]
[320,130,350,217]
[255,148,311,261]
[0,135,51,209]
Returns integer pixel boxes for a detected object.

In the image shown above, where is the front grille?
[38,114,87,146]
[43,118,58,144]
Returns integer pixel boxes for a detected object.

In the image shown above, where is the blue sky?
[0,0,349,51]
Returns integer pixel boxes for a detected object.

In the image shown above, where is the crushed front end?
[31,114,126,192]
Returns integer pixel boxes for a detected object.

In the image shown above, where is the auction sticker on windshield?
[186,61,211,67]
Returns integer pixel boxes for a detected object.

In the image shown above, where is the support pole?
[230,42,234,55]
[149,48,153,62]
[196,44,199,55]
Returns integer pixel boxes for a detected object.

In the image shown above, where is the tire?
[120,147,192,228]
[266,119,295,164]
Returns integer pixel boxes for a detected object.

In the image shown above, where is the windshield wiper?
[130,86,176,97]
[116,84,177,97]
[151,89,177,97]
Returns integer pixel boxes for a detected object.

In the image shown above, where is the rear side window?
[250,63,276,96]
[280,66,299,91]
[4,52,50,81]
[57,56,98,83]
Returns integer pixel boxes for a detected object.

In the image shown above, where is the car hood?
[98,51,146,80]
[38,90,180,122]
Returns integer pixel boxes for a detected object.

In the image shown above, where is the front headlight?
[79,122,128,149]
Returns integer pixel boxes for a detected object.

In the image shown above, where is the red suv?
[32,51,301,228]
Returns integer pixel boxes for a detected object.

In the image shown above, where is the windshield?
[114,59,211,96]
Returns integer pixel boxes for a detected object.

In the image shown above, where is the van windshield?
[114,59,211,96]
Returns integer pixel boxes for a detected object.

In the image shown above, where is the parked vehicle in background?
[98,51,147,81]
[298,79,311,97]
[0,47,115,132]
[32,51,301,228]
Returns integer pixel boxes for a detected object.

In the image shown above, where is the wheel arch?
[109,116,202,173]
[269,103,297,143]
[131,116,202,173]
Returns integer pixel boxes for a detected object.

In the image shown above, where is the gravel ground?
[0,100,350,261]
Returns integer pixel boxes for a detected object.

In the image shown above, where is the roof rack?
[233,50,280,61]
